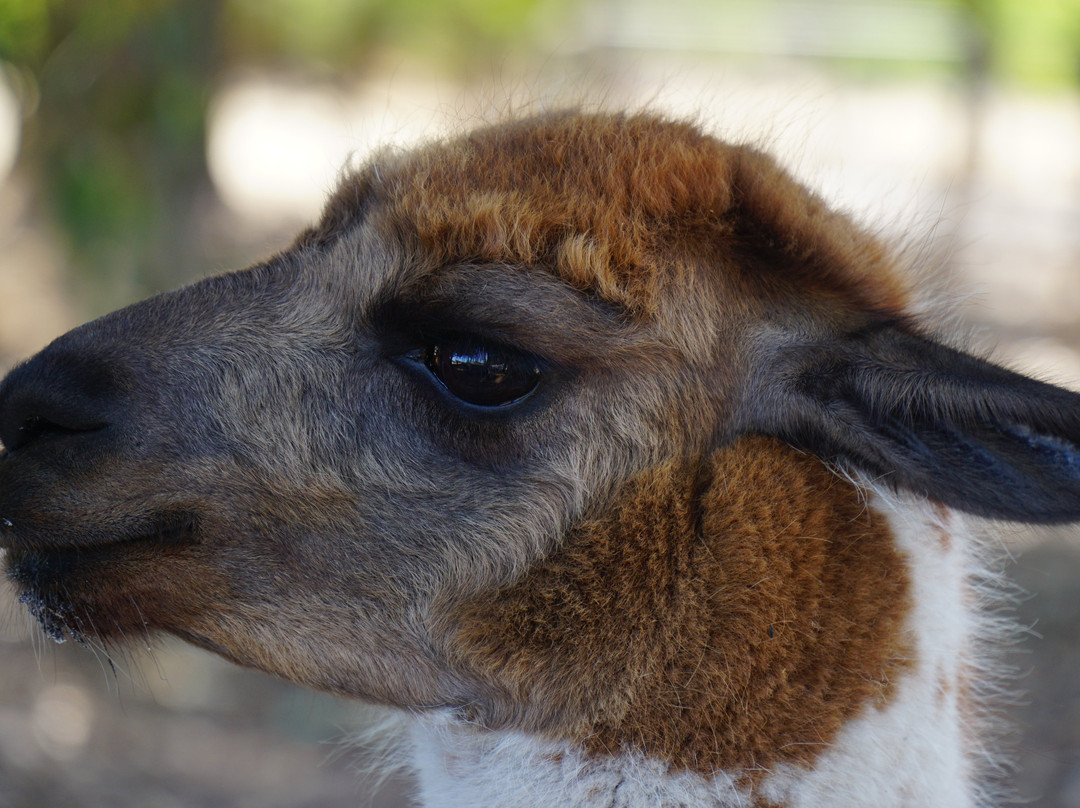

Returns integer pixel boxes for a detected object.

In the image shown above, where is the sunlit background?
[1,1,1080,805]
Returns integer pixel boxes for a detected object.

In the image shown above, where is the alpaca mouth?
[1,512,200,643]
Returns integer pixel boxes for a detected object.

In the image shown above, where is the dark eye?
[413,336,542,408]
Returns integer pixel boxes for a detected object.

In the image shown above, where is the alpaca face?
[0,230,666,706]
[0,112,1078,729]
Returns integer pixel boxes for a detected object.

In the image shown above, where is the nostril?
[5,413,107,451]
[14,415,48,450]
[0,349,121,453]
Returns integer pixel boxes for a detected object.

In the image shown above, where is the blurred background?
[1,0,1080,805]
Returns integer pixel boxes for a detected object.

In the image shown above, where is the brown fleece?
[359,111,910,319]
[453,436,912,778]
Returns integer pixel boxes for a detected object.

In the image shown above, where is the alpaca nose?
[0,348,125,452]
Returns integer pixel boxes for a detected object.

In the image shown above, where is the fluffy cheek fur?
[447,436,913,779]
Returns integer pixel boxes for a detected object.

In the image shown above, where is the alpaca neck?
[410,621,978,808]
[423,439,990,807]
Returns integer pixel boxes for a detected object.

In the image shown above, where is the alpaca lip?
[3,512,199,590]
[3,515,200,644]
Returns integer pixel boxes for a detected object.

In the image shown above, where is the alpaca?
[0,111,1078,807]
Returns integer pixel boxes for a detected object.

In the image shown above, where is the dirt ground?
[1012,533,1080,806]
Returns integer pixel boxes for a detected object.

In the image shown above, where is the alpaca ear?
[744,323,1080,523]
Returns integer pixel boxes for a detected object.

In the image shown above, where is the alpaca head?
[0,112,1078,747]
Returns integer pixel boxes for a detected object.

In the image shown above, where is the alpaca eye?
[418,336,542,408]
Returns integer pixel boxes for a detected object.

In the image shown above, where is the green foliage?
[988,0,1080,87]
[224,0,378,65]
[223,0,563,69]
[5,0,220,309]
[0,0,49,64]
